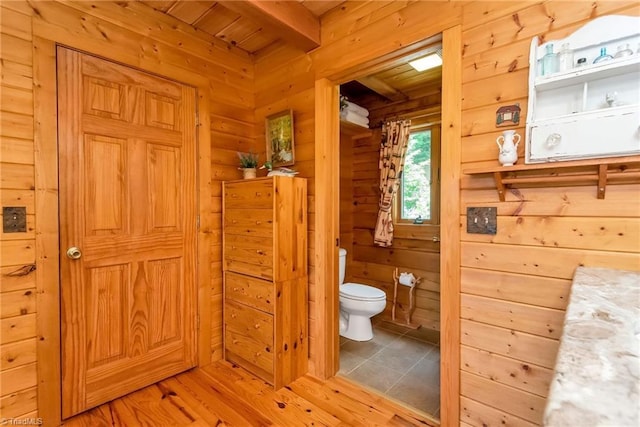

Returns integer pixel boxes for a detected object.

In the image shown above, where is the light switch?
[3,207,27,233]
[466,207,497,235]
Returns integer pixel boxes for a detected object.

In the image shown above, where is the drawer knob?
[546,133,562,149]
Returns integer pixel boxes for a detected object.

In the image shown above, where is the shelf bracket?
[597,164,607,199]
[464,155,640,202]
[493,172,506,202]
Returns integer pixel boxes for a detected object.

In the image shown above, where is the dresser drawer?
[224,180,274,209]
[225,329,274,377]
[225,272,274,314]
[224,234,273,279]
[224,209,274,239]
[224,299,273,346]
[528,108,640,162]
[224,300,274,376]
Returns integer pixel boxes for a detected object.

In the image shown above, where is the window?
[395,125,440,225]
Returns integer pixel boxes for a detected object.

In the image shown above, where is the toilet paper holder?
[390,268,422,329]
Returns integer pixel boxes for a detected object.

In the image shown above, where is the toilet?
[339,248,386,341]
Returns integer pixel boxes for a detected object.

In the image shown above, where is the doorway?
[313,25,462,426]
[336,40,443,419]
[57,47,198,418]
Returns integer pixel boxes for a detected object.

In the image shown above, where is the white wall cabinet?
[526,15,640,163]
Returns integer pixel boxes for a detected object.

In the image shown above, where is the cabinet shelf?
[535,56,640,91]
[463,155,640,201]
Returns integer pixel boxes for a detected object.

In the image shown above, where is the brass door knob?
[66,247,82,260]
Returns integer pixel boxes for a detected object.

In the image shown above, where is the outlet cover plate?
[467,207,497,235]
[3,206,27,233]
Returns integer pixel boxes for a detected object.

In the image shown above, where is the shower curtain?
[373,119,411,247]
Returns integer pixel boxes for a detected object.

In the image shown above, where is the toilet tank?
[338,248,347,285]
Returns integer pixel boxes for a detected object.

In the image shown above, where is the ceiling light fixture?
[408,52,443,72]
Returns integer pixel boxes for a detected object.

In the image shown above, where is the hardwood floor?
[63,361,439,426]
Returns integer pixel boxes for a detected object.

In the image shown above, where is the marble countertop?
[544,266,640,427]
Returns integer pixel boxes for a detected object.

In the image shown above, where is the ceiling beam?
[222,1,320,52]
[356,75,409,102]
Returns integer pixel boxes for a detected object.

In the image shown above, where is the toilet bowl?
[338,248,387,341]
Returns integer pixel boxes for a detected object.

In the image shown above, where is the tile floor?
[338,321,441,419]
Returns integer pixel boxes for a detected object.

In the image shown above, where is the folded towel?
[340,110,369,128]
[344,101,369,117]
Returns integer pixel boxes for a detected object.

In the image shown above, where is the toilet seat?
[340,283,386,301]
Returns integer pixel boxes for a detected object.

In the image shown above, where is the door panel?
[84,134,128,236]
[58,47,197,418]
[86,264,128,368]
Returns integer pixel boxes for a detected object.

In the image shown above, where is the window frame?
[393,124,441,226]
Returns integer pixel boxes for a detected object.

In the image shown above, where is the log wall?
[344,125,442,335]
[0,1,254,420]
[338,121,442,334]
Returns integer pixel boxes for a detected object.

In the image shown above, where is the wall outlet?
[467,207,497,235]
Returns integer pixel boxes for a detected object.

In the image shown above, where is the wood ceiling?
[138,0,441,105]
[138,0,343,53]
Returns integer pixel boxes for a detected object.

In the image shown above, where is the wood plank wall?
[459,2,640,425]
[254,42,318,372]
[344,105,442,337]
[255,1,640,425]
[0,1,254,420]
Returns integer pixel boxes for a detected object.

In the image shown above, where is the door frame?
[313,25,462,426]
[33,37,213,425]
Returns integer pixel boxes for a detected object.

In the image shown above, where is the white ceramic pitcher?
[496,130,521,166]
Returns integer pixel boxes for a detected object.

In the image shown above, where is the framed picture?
[266,109,295,167]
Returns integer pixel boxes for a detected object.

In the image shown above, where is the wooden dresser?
[222,176,308,389]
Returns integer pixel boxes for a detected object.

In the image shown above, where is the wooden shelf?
[340,119,372,139]
[463,155,640,201]
[534,56,640,91]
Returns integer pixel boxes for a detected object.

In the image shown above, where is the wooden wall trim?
[312,78,340,378]
[33,38,213,425]
[440,25,463,427]
[195,82,213,371]
[33,36,62,426]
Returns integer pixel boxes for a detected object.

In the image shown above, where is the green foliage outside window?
[401,130,431,221]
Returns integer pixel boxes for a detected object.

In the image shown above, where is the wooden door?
[57,47,198,418]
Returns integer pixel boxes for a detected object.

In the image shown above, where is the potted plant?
[237,151,259,179]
